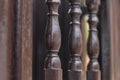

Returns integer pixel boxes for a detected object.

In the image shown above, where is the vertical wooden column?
[14,0,33,80]
[44,0,62,80]
[86,0,101,80]
[68,0,84,80]
[0,0,14,80]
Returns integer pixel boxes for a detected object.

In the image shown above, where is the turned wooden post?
[44,0,62,80]
[86,0,101,80]
[68,0,84,80]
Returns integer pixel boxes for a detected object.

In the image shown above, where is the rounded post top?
[46,0,61,3]
[86,0,100,7]
[86,0,100,13]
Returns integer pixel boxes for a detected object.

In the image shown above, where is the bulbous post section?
[68,0,84,80]
[86,0,101,80]
[44,0,62,80]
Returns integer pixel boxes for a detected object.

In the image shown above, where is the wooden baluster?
[86,0,101,80]
[68,0,84,80]
[44,0,62,80]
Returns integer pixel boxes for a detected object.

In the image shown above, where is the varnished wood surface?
[68,0,84,80]
[86,0,101,80]
[33,0,70,80]
[44,0,62,80]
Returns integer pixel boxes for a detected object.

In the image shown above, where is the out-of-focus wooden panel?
[0,0,14,80]
[21,1,33,80]
[109,0,120,80]
[14,0,33,80]
[100,0,111,80]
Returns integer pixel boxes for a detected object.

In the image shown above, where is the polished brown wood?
[44,0,62,80]
[68,0,84,80]
[86,0,101,80]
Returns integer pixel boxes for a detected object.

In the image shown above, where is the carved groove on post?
[86,0,101,80]
[68,0,84,80]
[44,0,62,80]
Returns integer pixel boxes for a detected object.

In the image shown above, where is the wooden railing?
[0,0,117,80]
[44,0,100,80]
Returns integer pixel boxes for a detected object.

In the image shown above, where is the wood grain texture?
[14,0,33,80]
[21,1,33,80]
[0,0,14,80]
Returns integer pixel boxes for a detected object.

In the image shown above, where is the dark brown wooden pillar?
[86,0,101,80]
[68,0,84,80]
[44,0,62,80]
